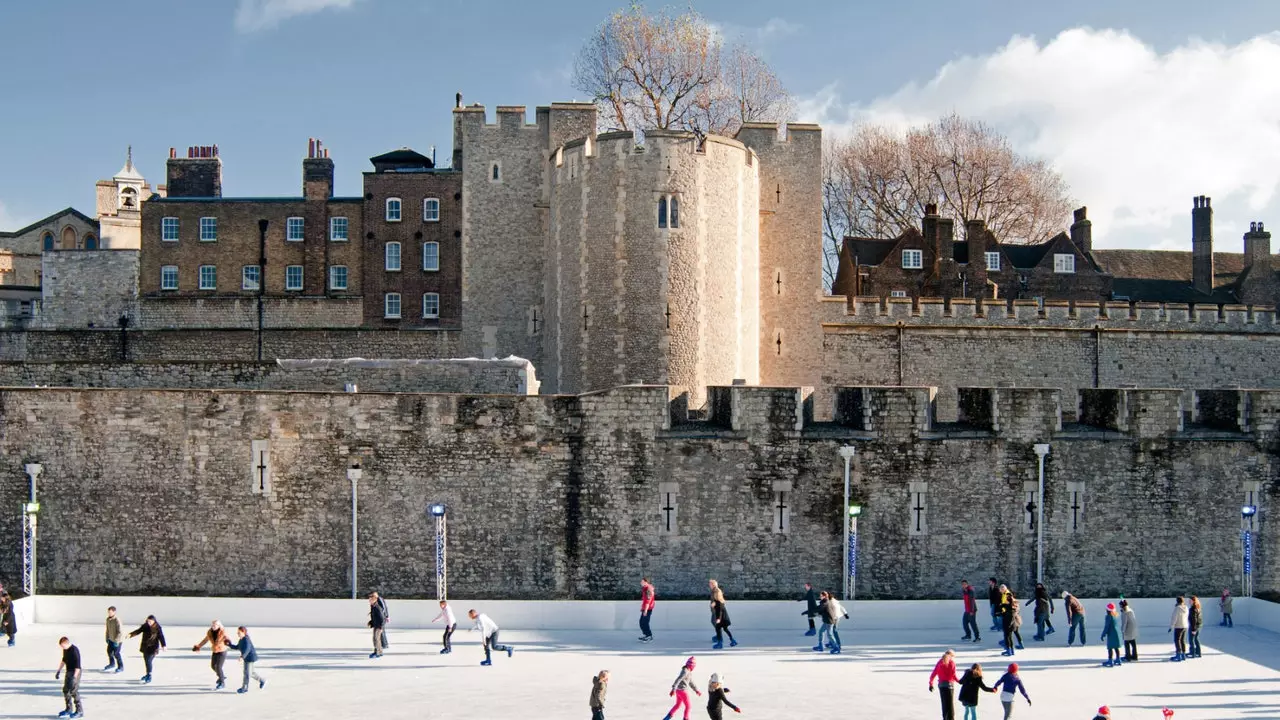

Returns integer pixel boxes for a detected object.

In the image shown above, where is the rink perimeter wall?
[24,595,1272,632]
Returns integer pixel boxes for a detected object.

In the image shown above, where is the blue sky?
[1,0,1278,249]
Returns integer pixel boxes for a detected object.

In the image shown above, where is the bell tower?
[96,146,154,249]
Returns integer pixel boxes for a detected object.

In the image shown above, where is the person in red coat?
[929,649,960,720]
[639,578,656,643]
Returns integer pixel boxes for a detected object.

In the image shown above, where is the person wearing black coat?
[711,587,736,649]
[126,615,167,683]
[801,583,819,636]
[987,578,1002,632]
[0,591,16,646]
[367,594,387,658]
[957,663,995,719]
[1027,583,1055,640]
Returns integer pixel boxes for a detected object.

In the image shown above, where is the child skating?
[706,672,741,719]
[957,662,995,720]
[664,656,702,720]
[468,609,513,666]
[432,600,457,654]
[589,669,608,720]
[1101,603,1122,667]
[127,615,166,683]
[991,663,1031,718]
[228,626,265,693]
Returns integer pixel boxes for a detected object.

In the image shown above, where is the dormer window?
[902,249,923,269]
[985,252,1000,271]
[1053,253,1075,274]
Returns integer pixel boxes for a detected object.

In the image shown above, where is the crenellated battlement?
[824,295,1279,332]
[552,127,758,168]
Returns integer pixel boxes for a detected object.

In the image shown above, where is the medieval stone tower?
[453,102,824,409]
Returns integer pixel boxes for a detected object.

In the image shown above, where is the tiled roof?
[1092,249,1248,303]
[0,207,98,238]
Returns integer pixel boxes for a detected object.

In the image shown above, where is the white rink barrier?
[25,594,1259,632]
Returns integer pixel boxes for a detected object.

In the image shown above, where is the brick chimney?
[966,218,989,295]
[166,145,222,198]
[1070,206,1092,254]
[303,138,335,200]
[1245,221,1272,271]
[1192,196,1214,296]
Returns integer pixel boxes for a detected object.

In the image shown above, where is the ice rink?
[3,620,1279,719]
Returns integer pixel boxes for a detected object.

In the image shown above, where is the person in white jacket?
[827,593,850,654]
[1169,596,1189,662]
[468,609,512,666]
[432,601,457,655]
[1120,600,1139,662]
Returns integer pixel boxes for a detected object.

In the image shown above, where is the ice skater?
[589,669,608,720]
[55,637,84,718]
[961,580,980,642]
[1188,595,1203,658]
[663,656,701,720]
[192,619,231,689]
[1092,706,1112,720]
[991,663,1031,719]
[801,582,820,637]
[432,599,457,654]
[103,606,124,673]
[987,578,1001,632]
[1027,583,1054,640]
[929,648,959,720]
[367,593,387,658]
[998,585,1017,656]
[127,615,166,683]
[468,609,513,666]
[1100,603,1122,667]
[706,672,741,718]
[640,577,657,642]
[812,591,835,653]
[228,626,265,693]
[1169,596,1189,662]
[371,591,391,649]
[1219,588,1233,627]
[1,589,17,646]
[1120,600,1139,661]
[957,662,995,720]
[1062,591,1086,646]
[710,586,736,649]
[827,591,849,654]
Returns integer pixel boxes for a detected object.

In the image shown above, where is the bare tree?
[574,5,792,136]
[822,114,1073,288]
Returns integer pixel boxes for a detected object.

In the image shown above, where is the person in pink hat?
[663,656,701,720]
[1100,603,1122,667]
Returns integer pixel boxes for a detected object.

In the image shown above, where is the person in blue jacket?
[228,626,265,693]
[1100,604,1122,667]
[991,663,1031,719]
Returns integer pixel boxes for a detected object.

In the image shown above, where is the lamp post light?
[347,458,363,600]
[428,503,448,602]
[1242,504,1258,598]
[838,446,857,600]
[22,462,42,596]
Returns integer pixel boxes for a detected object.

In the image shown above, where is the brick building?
[835,197,1279,307]
[361,148,462,329]
[833,204,1111,302]
[139,141,460,330]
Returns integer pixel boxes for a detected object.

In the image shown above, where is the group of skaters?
[933,578,1239,719]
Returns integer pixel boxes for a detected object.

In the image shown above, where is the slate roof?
[1092,249,1248,304]
[0,207,98,238]
[369,148,435,171]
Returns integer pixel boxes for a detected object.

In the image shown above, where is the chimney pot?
[924,202,938,216]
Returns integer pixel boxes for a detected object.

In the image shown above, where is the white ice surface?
[2,622,1278,719]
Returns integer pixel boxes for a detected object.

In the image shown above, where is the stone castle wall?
[39,251,139,329]
[0,384,1273,600]
[821,296,1280,421]
[0,357,536,395]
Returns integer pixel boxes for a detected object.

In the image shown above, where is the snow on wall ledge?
[276,356,539,394]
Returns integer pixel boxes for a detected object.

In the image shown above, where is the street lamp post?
[428,503,448,602]
[1033,444,1050,584]
[839,446,857,600]
[347,458,363,600]
[1242,504,1258,598]
[22,463,42,596]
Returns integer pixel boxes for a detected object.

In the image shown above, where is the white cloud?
[801,29,1280,248]
[235,0,360,33]
[710,17,801,45]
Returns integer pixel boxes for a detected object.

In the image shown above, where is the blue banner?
[1244,530,1253,576]
[848,532,858,579]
